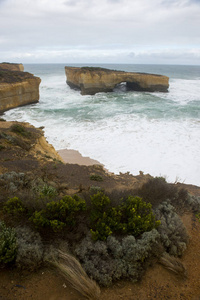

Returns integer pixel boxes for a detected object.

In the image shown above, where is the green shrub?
[30,211,49,229]
[3,197,26,215]
[0,221,18,264]
[89,192,160,241]
[196,212,200,222]
[119,196,161,236]
[30,195,86,232]
[90,174,103,182]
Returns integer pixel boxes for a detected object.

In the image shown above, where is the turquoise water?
[4,64,200,186]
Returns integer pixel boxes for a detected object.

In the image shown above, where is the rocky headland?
[65,66,169,95]
[0,63,41,113]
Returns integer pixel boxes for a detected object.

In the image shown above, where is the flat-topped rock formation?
[65,66,169,95]
[0,63,41,113]
[0,62,24,72]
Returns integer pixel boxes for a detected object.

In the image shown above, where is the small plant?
[90,174,103,182]
[3,197,26,215]
[0,221,18,264]
[196,212,200,222]
[90,186,103,193]
[39,184,58,200]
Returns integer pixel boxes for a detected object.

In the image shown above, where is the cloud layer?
[0,0,200,64]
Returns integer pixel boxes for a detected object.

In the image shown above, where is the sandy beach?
[57,148,102,166]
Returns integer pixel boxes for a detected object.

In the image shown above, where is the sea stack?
[65,66,169,95]
[0,63,41,113]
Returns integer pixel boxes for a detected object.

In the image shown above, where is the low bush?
[15,226,44,271]
[75,229,162,286]
[155,201,188,256]
[30,195,86,232]
[90,174,103,182]
[0,221,17,264]
[136,177,178,207]
[89,192,160,241]
[3,197,26,215]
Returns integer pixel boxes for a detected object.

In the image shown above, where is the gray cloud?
[0,0,199,64]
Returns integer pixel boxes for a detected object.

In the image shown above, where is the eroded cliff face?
[65,66,169,95]
[0,63,41,113]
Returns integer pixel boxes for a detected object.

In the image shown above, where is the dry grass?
[159,252,187,279]
[49,250,100,300]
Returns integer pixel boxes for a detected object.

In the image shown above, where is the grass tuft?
[49,250,100,300]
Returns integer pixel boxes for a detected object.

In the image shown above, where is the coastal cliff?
[65,66,169,95]
[0,62,24,72]
[0,63,41,113]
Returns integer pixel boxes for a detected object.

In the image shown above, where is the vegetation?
[0,68,35,84]
[15,226,44,271]
[49,250,101,300]
[75,228,162,286]
[0,161,198,289]
[90,174,103,182]
[136,176,178,207]
[30,195,86,232]
[89,192,160,241]
[0,221,17,264]
[3,197,26,215]
[11,124,32,138]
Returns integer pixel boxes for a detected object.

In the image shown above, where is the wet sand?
[57,148,102,166]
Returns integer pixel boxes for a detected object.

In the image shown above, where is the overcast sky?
[0,0,200,64]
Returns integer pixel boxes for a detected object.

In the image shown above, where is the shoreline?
[57,148,103,167]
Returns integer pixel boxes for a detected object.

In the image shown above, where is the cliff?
[0,62,24,72]
[0,63,41,113]
[65,66,169,95]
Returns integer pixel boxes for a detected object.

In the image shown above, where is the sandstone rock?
[0,62,24,72]
[65,66,169,95]
[0,63,41,113]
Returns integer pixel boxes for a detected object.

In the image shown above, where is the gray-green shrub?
[75,229,162,286]
[15,226,44,271]
[155,201,188,256]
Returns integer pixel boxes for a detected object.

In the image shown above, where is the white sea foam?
[4,64,200,186]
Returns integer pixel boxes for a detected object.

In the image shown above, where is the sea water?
[4,63,200,186]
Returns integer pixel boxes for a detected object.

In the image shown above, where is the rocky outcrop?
[65,66,169,95]
[0,62,24,72]
[0,63,41,113]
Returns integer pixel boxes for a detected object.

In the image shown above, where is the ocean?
[3,63,200,186]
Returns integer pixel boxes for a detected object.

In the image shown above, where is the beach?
[58,148,102,166]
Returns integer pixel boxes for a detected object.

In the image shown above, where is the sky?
[0,0,200,64]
